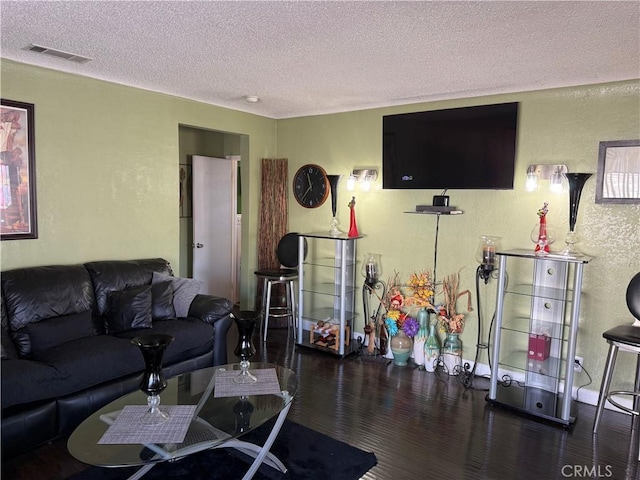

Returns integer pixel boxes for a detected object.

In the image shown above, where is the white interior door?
[192,156,237,300]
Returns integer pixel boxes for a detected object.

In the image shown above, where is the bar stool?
[593,271,640,460]
[254,233,306,342]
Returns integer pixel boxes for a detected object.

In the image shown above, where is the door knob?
[195,243,204,248]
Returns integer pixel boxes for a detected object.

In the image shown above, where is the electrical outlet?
[574,356,584,372]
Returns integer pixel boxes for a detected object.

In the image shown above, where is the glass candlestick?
[232,311,258,384]
[362,252,382,289]
[475,236,501,284]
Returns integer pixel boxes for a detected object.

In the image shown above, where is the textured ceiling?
[1,1,639,119]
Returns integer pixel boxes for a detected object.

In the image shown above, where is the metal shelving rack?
[296,232,362,357]
[487,249,589,425]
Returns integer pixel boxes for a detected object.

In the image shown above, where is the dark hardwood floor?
[3,326,639,480]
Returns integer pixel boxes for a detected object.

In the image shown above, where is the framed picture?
[1,99,37,240]
[595,140,640,204]
[179,164,192,218]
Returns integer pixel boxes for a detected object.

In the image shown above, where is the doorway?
[178,126,243,304]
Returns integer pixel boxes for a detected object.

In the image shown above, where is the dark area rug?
[67,419,377,480]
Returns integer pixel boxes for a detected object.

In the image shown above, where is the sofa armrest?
[188,294,234,366]
[188,294,233,324]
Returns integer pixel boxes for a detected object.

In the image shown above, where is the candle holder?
[361,253,386,356]
[476,236,501,284]
[362,253,382,288]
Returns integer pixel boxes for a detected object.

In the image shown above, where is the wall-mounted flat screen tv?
[382,102,519,190]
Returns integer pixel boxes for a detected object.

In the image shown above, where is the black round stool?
[593,272,640,461]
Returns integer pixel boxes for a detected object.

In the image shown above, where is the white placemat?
[213,368,282,398]
[98,405,197,445]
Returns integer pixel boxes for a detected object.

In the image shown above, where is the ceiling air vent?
[23,44,92,64]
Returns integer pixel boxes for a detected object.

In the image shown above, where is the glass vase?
[530,216,555,255]
[327,175,341,236]
[390,330,412,366]
[347,196,359,237]
[232,311,258,384]
[442,332,462,376]
[413,308,429,367]
[131,333,174,425]
[424,322,441,373]
[561,173,592,256]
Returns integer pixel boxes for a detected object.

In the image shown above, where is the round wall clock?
[293,164,329,208]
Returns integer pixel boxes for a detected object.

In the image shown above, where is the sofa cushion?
[151,280,176,321]
[1,359,69,409]
[106,286,153,334]
[31,335,145,399]
[85,258,173,317]
[23,311,94,355]
[152,272,203,318]
[115,318,214,365]
[1,264,95,331]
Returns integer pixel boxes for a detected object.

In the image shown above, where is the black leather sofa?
[0,258,234,459]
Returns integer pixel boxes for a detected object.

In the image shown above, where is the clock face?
[293,164,329,208]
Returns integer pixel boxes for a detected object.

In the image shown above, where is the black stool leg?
[594,342,619,434]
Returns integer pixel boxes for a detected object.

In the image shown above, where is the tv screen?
[382,102,519,190]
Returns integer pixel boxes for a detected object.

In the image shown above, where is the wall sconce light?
[347,169,378,192]
[525,164,568,192]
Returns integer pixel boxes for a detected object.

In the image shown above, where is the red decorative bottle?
[348,196,359,237]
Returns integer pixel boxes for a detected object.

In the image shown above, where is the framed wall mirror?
[595,139,640,204]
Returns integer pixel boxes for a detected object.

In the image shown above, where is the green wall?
[278,81,640,393]
[0,60,276,308]
[2,58,639,396]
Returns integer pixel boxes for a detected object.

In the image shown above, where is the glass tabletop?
[67,363,298,467]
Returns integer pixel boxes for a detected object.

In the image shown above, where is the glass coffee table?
[68,363,297,480]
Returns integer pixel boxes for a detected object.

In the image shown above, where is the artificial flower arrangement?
[375,271,436,338]
[371,269,472,337]
[436,271,473,334]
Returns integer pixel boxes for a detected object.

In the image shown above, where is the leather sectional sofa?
[0,258,234,459]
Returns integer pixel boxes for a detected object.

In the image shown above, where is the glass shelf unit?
[296,233,361,357]
[487,249,590,426]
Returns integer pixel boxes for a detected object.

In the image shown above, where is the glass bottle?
[424,322,440,373]
[413,308,428,367]
[442,332,462,375]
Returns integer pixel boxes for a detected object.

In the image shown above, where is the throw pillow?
[23,310,95,354]
[151,280,176,321]
[152,272,203,318]
[106,285,153,334]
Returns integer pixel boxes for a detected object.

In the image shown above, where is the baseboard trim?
[353,329,633,413]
